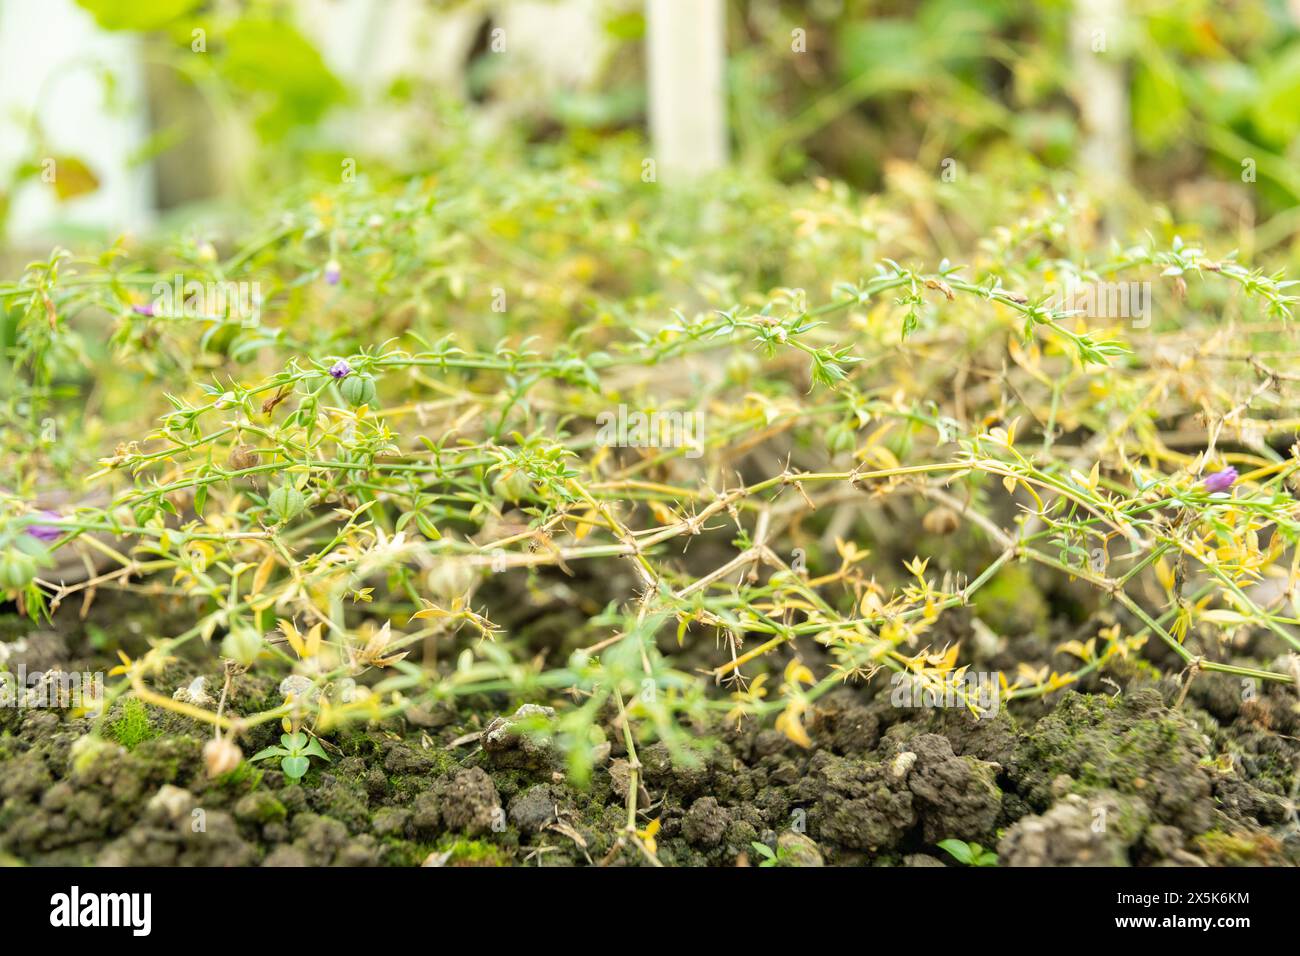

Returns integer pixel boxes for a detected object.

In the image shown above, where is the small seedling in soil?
[937,839,998,867]
[750,841,785,867]
[249,732,331,781]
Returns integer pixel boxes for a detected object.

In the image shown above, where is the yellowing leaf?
[1056,638,1096,662]
[277,619,306,658]
[775,703,812,748]
[251,551,278,596]
[783,658,814,686]
[1199,609,1252,627]
[638,817,661,855]
[304,622,323,658]
[935,642,960,670]
[573,508,602,541]
[49,155,100,201]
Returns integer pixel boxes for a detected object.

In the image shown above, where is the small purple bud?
[26,510,64,543]
[324,259,341,286]
[329,360,352,379]
[132,303,155,316]
[1203,467,1238,494]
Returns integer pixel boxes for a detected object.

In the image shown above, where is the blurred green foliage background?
[1,0,1298,250]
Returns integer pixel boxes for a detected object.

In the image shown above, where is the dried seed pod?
[228,444,260,472]
[922,505,960,535]
[203,737,243,777]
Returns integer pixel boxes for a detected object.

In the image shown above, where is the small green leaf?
[302,737,330,761]
[937,838,975,865]
[249,746,288,763]
[281,755,309,779]
[415,512,441,540]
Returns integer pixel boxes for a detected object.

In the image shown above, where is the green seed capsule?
[825,422,856,455]
[0,550,36,590]
[267,485,306,523]
[493,467,532,503]
[725,351,759,385]
[340,374,377,407]
[221,625,264,667]
[426,557,477,600]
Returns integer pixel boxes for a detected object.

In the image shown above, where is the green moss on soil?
[108,698,158,751]
[1194,829,1283,866]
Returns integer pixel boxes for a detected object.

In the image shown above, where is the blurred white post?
[1071,0,1129,201]
[0,0,154,243]
[646,0,727,181]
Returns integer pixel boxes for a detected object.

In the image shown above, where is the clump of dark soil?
[2,601,1298,867]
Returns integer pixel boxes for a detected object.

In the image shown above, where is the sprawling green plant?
[3,136,1298,861]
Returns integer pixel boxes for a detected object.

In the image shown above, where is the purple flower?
[132,303,155,317]
[26,510,64,543]
[1203,467,1238,494]
[324,259,341,286]
[329,360,352,379]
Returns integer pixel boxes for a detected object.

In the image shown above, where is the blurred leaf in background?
[47,156,100,201]
[220,17,346,139]
[77,0,201,31]
[10,0,1293,251]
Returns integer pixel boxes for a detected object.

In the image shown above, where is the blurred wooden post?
[646,0,727,181]
[0,0,155,244]
[1071,0,1130,211]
